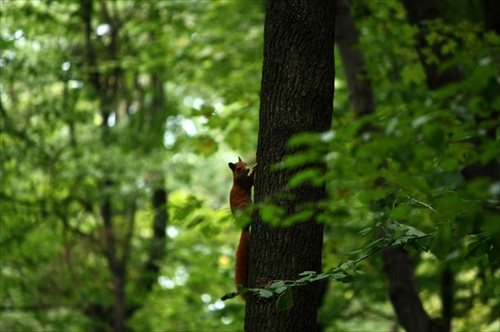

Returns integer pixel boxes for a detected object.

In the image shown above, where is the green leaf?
[287,132,322,147]
[260,203,285,225]
[275,286,288,294]
[220,292,237,301]
[296,273,314,283]
[289,168,323,187]
[440,156,459,171]
[388,204,412,220]
[331,272,347,281]
[423,123,446,152]
[488,242,500,263]
[200,224,218,238]
[404,225,428,238]
[193,134,218,156]
[310,273,330,281]
[283,209,314,227]
[258,289,273,298]
[347,249,363,255]
[282,150,322,169]
[276,291,294,311]
[358,227,373,236]
[465,63,496,92]
[268,281,285,289]
[339,260,355,270]
[430,226,451,259]
[465,239,490,259]
[331,272,355,283]
[435,82,462,100]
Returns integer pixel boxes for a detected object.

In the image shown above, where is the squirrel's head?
[229,156,250,180]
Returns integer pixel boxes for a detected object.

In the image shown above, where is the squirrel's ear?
[229,162,235,170]
[238,156,242,162]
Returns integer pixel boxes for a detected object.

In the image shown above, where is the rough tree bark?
[245,1,336,331]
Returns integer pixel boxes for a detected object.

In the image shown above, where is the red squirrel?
[228,157,257,301]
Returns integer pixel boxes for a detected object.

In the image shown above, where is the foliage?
[224,2,499,330]
[222,217,432,307]
[1,0,499,331]
[1,1,262,330]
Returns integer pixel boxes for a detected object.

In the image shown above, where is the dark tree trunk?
[440,267,454,332]
[482,0,500,34]
[139,75,168,293]
[336,0,375,118]
[143,186,168,292]
[80,2,128,331]
[112,267,127,332]
[246,1,336,331]
[383,246,444,332]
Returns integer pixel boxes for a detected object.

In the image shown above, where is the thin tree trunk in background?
[336,1,444,331]
[143,185,168,292]
[141,76,168,291]
[440,267,454,332]
[112,266,127,332]
[246,0,336,331]
[336,0,375,118]
[383,246,444,332]
[482,0,500,34]
[140,75,168,293]
[81,1,128,330]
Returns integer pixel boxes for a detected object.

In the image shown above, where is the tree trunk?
[112,268,127,332]
[383,246,443,332]
[245,1,336,331]
[336,0,375,118]
[482,0,500,34]
[81,1,128,330]
[143,185,168,292]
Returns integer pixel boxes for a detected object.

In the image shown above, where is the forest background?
[1,0,499,331]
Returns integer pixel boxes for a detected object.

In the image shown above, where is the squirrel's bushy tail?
[235,229,250,301]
